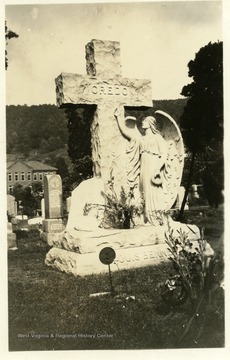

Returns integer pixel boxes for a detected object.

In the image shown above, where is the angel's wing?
[155,110,185,210]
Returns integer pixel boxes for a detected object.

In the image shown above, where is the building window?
[21,172,25,181]
[15,172,19,181]
[39,173,43,181]
[8,173,12,182]
[27,172,31,181]
[33,173,37,181]
[8,185,13,193]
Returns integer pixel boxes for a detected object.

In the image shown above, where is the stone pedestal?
[45,221,200,276]
[45,243,171,276]
[42,219,65,246]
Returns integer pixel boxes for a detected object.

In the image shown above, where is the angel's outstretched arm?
[114,107,137,141]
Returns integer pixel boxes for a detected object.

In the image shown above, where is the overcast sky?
[5,1,222,105]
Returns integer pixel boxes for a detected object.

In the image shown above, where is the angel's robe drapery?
[126,132,168,224]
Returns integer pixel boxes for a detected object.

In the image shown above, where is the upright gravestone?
[41,198,45,218]
[7,221,17,250]
[66,196,71,214]
[7,194,17,217]
[44,174,63,219]
[42,175,64,244]
[55,39,152,192]
[191,184,199,199]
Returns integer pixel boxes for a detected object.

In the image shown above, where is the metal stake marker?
[99,247,116,296]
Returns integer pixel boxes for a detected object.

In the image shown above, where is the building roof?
[7,159,57,171]
[27,160,57,171]
[7,161,15,168]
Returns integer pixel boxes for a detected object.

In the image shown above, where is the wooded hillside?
[6,99,187,162]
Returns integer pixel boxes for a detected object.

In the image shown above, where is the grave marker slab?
[41,198,45,218]
[7,194,17,217]
[7,221,17,249]
[43,175,64,244]
[44,175,63,219]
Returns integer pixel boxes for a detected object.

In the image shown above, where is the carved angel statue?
[114,107,184,224]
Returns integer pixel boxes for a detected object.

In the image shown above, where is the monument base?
[45,221,202,276]
[42,219,65,246]
[45,243,172,276]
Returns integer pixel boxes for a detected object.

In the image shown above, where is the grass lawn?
[8,207,224,351]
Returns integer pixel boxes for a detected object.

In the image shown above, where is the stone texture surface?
[55,74,152,108]
[42,232,63,246]
[86,39,122,79]
[55,40,152,192]
[45,236,212,277]
[66,178,105,232]
[45,243,171,276]
[49,221,200,254]
[42,219,65,233]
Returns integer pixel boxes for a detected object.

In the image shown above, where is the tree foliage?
[5,21,19,70]
[64,104,96,183]
[180,41,223,152]
[6,105,69,156]
[179,41,223,212]
[12,183,38,217]
[7,101,187,192]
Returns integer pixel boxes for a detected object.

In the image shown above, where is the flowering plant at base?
[162,224,223,309]
[84,176,144,229]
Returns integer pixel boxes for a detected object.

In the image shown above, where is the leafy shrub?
[164,227,223,307]
[162,224,224,342]
[84,177,144,229]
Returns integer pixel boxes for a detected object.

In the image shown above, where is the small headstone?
[28,217,43,225]
[7,221,17,250]
[44,175,63,219]
[66,197,72,214]
[191,184,199,199]
[16,215,28,220]
[43,175,64,245]
[41,198,45,218]
[7,194,17,217]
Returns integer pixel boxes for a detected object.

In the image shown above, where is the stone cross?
[55,39,153,191]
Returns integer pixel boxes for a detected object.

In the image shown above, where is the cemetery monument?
[45,39,201,276]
